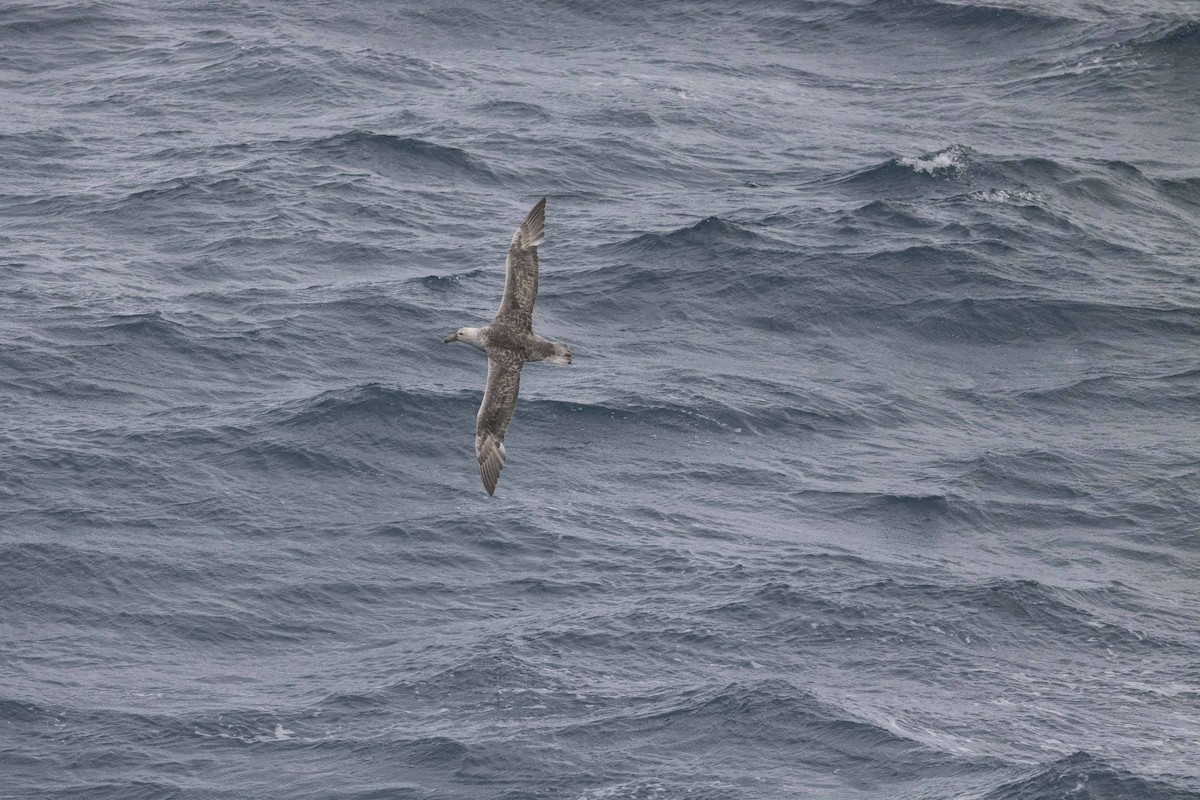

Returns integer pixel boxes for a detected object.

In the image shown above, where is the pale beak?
[444,333,458,343]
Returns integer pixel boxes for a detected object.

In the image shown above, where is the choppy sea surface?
[2,1,1199,798]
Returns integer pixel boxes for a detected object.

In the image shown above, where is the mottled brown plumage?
[444,198,572,495]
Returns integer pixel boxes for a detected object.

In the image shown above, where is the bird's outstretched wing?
[496,197,545,330]
[476,349,524,496]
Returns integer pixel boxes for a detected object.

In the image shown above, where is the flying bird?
[444,197,572,495]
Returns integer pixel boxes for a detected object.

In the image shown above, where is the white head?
[444,326,485,349]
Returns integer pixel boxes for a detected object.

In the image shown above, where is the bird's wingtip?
[517,197,546,249]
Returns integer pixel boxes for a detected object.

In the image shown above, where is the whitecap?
[971,188,1041,204]
[900,145,969,175]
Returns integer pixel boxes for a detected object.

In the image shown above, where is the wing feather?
[475,351,524,496]
[497,197,545,329]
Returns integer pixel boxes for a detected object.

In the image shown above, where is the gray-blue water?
[2,2,1199,798]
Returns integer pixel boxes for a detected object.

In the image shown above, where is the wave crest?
[310,131,501,182]
[612,215,775,252]
[984,751,1194,800]
[850,0,1072,34]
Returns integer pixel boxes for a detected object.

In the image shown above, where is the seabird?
[445,197,572,495]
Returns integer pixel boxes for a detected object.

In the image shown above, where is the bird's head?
[446,327,486,347]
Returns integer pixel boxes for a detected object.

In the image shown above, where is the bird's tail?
[548,341,572,365]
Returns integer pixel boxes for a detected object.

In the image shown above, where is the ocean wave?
[0,541,116,591]
[415,646,551,696]
[571,107,659,128]
[554,221,801,323]
[214,439,383,474]
[555,134,705,188]
[123,607,319,644]
[940,449,1092,503]
[171,41,362,104]
[62,309,297,373]
[828,146,1198,223]
[0,2,130,40]
[0,192,86,219]
[786,488,980,530]
[964,188,1043,205]
[89,170,278,240]
[983,751,1197,800]
[22,780,194,800]
[0,130,88,162]
[610,215,779,252]
[866,577,1192,652]
[0,696,50,724]
[830,145,1008,196]
[864,296,1200,343]
[121,173,261,206]
[307,131,503,184]
[899,145,974,177]
[747,0,1071,49]
[836,146,967,185]
[1155,175,1200,209]
[703,570,1195,658]
[331,49,457,90]
[841,199,940,230]
[1001,17,1200,106]
[469,99,551,121]
[557,679,944,767]
[97,310,189,338]
[698,581,847,628]
[830,146,1086,202]
[559,221,1198,343]
[260,383,454,430]
[848,0,1075,32]
[1133,18,1200,55]
[1005,370,1198,411]
[521,391,865,436]
[1077,158,1200,211]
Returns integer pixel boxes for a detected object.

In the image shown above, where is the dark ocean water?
[2,1,1199,797]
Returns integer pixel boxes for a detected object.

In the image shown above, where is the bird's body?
[444,198,571,495]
